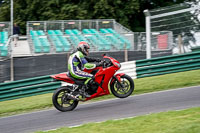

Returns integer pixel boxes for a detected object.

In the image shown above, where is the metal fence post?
[178,35,183,54]
[10,0,14,81]
[144,10,151,59]
[44,21,46,33]
[61,20,64,33]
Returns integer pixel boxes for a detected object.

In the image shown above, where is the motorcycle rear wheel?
[110,74,134,98]
[52,87,79,112]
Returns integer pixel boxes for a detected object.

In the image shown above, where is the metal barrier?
[117,60,137,79]
[0,51,200,101]
[135,51,200,78]
[0,75,61,101]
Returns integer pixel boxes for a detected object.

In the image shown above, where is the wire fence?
[26,19,173,56]
[149,2,200,54]
[0,22,11,58]
[0,22,11,34]
[27,19,135,54]
[27,19,117,34]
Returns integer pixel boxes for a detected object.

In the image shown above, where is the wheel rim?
[56,90,76,108]
[114,78,130,94]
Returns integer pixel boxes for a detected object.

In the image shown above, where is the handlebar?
[102,60,112,68]
[101,54,120,68]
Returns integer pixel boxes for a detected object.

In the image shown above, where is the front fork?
[111,73,125,88]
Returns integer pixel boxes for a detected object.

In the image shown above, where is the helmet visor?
[85,47,89,55]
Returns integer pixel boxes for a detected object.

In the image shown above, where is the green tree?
[0,0,10,21]
[0,0,188,34]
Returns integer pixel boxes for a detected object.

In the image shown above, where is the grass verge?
[35,107,200,133]
[0,69,200,117]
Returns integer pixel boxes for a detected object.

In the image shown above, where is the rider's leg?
[69,70,93,98]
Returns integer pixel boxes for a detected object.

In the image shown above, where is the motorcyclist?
[68,41,102,97]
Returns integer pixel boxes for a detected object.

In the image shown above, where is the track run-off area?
[0,85,200,133]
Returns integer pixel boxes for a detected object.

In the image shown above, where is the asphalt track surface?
[0,86,200,133]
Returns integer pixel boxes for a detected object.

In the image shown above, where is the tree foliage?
[0,0,186,34]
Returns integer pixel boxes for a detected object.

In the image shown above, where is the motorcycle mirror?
[102,53,106,57]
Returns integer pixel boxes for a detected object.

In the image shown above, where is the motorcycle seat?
[67,72,86,86]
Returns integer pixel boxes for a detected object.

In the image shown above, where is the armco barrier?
[0,75,61,101]
[0,51,200,101]
[135,51,200,78]
[117,60,137,79]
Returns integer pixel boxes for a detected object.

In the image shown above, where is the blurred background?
[0,0,199,82]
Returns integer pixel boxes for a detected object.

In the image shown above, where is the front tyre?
[110,74,134,98]
[52,87,79,112]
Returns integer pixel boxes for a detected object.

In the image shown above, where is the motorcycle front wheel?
[110,74,134,98]
[52,87,79,112]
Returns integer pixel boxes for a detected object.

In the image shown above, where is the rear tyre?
[110,74,134,98]
[52,87,79,112]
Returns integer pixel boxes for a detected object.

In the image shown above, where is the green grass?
[0,69,200,117]
[35,107,200,133]
[0,93,52,117]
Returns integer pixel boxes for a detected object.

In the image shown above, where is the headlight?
[114,62,121,68]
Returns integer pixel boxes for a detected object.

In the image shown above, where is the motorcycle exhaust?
[66,93,79,101]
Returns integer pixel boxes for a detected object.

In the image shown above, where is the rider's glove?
[95,58,102,62]
[96,61,104,67]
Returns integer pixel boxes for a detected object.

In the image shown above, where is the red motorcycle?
[51,54,134,112]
